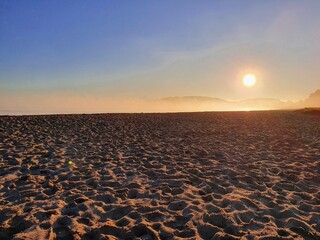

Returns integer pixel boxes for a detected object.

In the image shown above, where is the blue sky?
[0,0,319,113]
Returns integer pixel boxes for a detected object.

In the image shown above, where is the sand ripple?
[0,112,319,239]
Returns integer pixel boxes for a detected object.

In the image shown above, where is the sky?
[0,0,319,113]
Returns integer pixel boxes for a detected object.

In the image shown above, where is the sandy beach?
[0,111,319,240]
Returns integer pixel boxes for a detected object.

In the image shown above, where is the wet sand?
[0,111,319,240]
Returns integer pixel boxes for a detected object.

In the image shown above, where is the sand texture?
[0,112,319,240]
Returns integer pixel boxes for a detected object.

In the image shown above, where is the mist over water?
[1,90,319,115]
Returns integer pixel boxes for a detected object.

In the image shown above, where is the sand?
[0,111,319,240]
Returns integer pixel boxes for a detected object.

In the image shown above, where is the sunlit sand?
[0,111,319,239]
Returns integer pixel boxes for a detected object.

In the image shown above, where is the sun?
[242,73,256,87]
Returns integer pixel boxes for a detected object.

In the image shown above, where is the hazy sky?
[1,1,319,113]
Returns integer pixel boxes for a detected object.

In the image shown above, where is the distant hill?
[299,89,320,108]
[162,96,227,103]
[160,96,229,111]
[160,96,292,111]
[238,98,290,110]
[160,89,319,111]
[1,89,318,115]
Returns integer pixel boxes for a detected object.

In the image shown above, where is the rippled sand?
[0,112,319,240]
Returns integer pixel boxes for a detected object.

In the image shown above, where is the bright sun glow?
[242,73,256,87]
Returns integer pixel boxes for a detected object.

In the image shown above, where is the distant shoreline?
[295,107,320,116]
[1,108,319,117]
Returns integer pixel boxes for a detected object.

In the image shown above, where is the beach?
[0,111,319,240]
